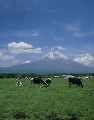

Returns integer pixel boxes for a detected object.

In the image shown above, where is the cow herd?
[16,77,84,88]
[16,77,51,88]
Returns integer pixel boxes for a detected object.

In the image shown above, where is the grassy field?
[0,77,94,120]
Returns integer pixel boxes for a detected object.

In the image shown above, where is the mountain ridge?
[0,51,94,74]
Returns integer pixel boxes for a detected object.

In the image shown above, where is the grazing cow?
[68,78,83,88]
[16,82,22,86]
[16,77,20,80]
[46,78,51,87]
[25,77,31,81]
[31,77,48,88]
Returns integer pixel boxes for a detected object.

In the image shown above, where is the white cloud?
[50,47,55,51]
[65,23,86,38]
[8,42,33,48]
[72,32,86,38]
[14,31,39,37]
[23,61,31,63]
[31,32,39,37]
[49,46,65,52]
[12,60,19,63]
[24,48,43,54]
[9,48,25,54]
[0,51,15,61]
[74,53,94,66]
[0,30,39,38]
[8,42,43,54]
[65,24,80,32]
[56,46,65,50]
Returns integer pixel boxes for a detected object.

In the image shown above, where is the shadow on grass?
[13,112,30,119]
[46,113,79,120]
[13,112,79,120]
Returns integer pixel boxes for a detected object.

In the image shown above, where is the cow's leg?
[40,83,41,88]
[81,84,83,88]
[31,80,33,88]
[77,84,79,86]
[69,82,71,87]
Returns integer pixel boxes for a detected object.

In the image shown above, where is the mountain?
[0,51,94,74]
[41,51,68,60]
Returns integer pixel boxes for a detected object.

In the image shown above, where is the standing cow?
[68,78,83,88]
[31,77,48,88]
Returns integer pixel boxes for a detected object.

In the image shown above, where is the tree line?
[0,73,94,79]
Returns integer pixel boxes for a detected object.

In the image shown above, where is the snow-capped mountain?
[0,51,94,74]
[41,51,68,60]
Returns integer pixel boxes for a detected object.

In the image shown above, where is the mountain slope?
[0,52,94,74]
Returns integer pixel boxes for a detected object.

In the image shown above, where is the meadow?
[0,77,94,120]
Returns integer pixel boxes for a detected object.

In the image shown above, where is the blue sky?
[0,0,94,67]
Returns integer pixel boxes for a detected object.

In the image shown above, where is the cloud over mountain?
[8,42,43,54]
[74,53,94,66]
[0,51,15,61]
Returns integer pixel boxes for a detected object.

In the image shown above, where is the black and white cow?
[16,82,22,86]
[68,77,83,88]
[46,78,51,87]
[31,77,48,88]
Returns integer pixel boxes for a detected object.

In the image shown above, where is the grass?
[0,77,94,120]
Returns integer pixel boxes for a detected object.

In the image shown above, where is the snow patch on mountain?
[41,52,68,60]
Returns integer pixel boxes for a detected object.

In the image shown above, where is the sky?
[0,0,94,68]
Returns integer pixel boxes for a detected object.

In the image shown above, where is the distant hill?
[0,51,94,74]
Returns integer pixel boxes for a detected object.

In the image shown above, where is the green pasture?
[0,78,94,120]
